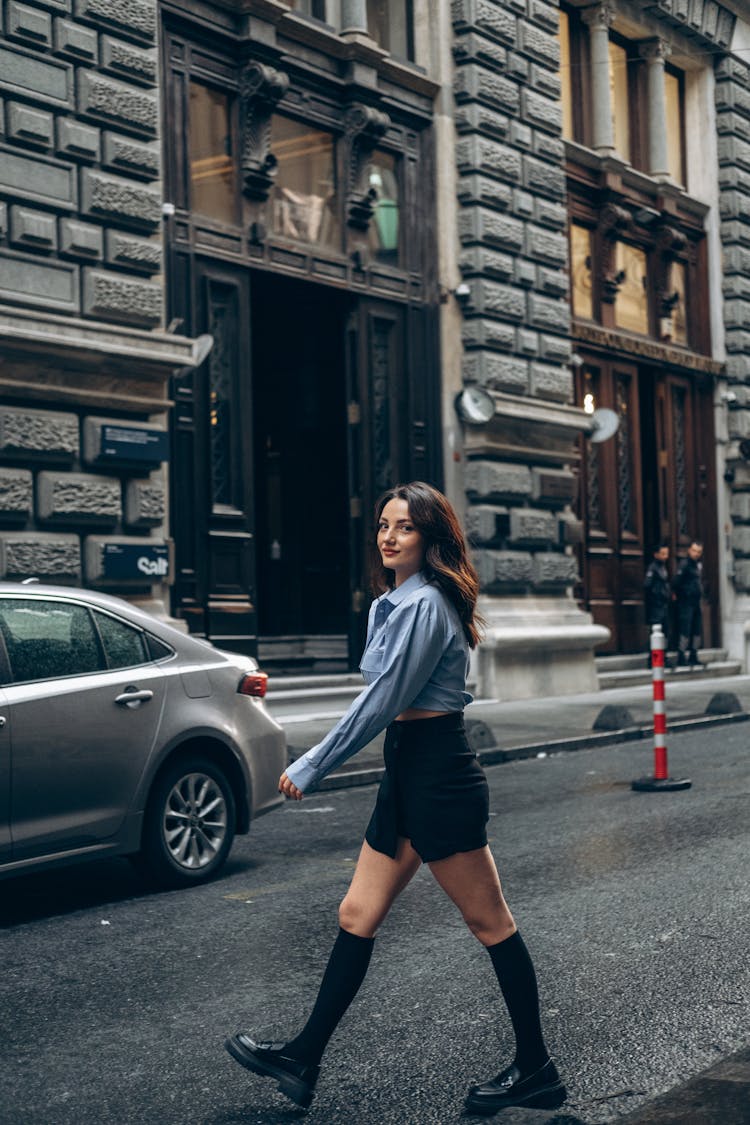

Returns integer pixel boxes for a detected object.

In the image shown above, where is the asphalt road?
[1,726,749,1125]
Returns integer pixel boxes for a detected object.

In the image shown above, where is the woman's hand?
[279,772,304,801]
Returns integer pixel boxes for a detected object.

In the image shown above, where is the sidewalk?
[620,1044,750,1124]
[277,672,750,791]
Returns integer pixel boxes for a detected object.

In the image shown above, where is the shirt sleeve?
[285,597,449,792]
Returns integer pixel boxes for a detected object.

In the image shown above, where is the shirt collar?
[380,570,429,607]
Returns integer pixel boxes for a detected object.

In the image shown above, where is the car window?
[146,633,174,661]
[0,599,104,683]
[94,611,149,670]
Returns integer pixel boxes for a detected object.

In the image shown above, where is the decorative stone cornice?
[239,61,290,202]
[573,321,725,375]
[644,0,735,51]
[344,103,391,231]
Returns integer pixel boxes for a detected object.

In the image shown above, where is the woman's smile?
[377,498,425,585]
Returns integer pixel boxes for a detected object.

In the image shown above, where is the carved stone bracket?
[239,61,290,202]
[654,223,688,317]
[344,103,391,231]
[599,203,632,303]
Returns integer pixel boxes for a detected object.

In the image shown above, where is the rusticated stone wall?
[452,0,580,595]
[716,53,750,594]
[0,405,167,585]
[0,0,163,326]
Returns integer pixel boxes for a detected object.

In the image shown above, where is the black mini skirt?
[364,712,490,863]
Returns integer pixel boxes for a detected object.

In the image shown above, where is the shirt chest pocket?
[360,640,386,678]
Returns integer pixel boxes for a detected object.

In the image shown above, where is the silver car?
[0,583,286,888]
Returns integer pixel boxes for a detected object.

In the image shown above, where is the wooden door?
[577,358,645,652]
[345,299,407,662]
[171,260,256,652]
[655,372,718,648]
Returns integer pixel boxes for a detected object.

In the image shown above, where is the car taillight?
[238,672,268,698]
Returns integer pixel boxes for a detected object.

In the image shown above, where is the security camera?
[569,353,584,368]
[454,282,471,300]
[721,390,738,404]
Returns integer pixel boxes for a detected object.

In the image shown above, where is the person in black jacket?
[672,541,704,666]
[644,544,672,668]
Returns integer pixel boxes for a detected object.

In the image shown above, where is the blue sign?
[102,543,170,581]
[99,425,169,465]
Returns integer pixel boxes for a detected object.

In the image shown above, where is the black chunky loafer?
[465,1058,566,1115]
[225,1033,320,1109]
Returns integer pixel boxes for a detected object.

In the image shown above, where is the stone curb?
[315,710,750,792]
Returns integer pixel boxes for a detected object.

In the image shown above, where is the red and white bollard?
[632,623,692,792]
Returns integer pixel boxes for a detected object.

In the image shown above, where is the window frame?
[186,77,241,228]
[560,4,591,147]
[664,62,686,187]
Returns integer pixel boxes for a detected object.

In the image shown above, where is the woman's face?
[377,498,425,586]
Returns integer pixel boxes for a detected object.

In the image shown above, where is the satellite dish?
[589,407,620,444]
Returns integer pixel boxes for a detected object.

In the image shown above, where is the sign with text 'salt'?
[100,425,169,465]
[102,542,170,580]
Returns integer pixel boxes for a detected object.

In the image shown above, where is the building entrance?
[576,355,718,654]
[252,275,350,671]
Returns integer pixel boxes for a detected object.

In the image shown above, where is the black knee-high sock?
[486,930,549,1073]
[284,928,375,1066]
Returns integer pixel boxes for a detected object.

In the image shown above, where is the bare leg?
[428,844,516,946]
[339,836,423,937]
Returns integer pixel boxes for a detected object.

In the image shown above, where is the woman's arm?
[283,597,449,793]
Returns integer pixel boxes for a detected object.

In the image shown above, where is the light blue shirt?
[285,571,473,792]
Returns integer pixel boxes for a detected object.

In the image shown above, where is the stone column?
[582,5,616,155]
[640,39,671,180]
[341,0,369,36]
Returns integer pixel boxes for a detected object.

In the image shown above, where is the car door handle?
[115,689,154,706]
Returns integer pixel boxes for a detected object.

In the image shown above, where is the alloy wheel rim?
[162,771,228,870]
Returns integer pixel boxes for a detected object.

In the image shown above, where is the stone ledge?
[0,304,202,376]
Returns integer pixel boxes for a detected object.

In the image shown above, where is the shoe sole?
[464,1080,567,1115]
[224,1037,314,1109]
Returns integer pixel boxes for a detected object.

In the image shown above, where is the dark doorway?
[252,274,350,670]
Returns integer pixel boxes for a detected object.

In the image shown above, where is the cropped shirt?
[284,571,473,792]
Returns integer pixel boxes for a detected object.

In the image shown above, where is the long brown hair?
[371,481,484,648]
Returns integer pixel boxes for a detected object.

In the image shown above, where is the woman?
[225,482,565,1115]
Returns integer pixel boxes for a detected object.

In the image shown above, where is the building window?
[609,38,631,162]
[614,242,649,335]
[367,0,414,60]
[560,8,573,141]
[664,67,685,185]
[188,82,238,225]
[367,151,400,265]
[281,0,327,16]
[570,222,594,320]
[269,116,340,249]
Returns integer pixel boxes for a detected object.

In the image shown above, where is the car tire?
[137,755,237,889]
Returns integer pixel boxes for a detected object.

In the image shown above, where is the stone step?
[598,659,742,691]
[596,648,727,673]
[265,673,365,722]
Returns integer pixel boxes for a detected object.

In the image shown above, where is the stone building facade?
[5,0,750,693]
[0,0,199,617]
[442,0,608,697]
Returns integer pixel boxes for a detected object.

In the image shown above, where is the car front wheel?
[138,755,237,888]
